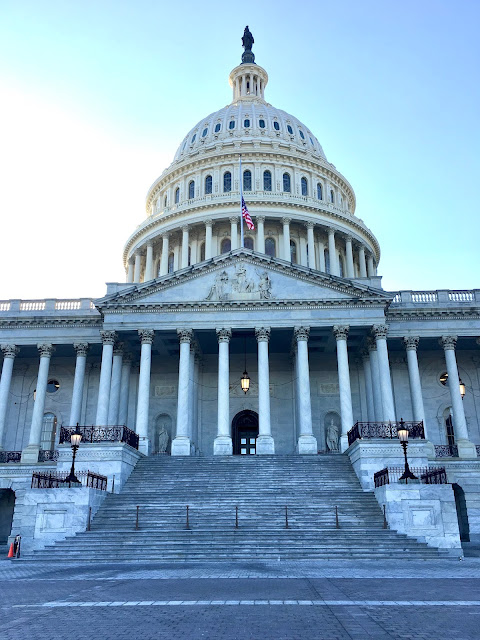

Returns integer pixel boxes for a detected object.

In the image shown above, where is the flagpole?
[239,154,244,248]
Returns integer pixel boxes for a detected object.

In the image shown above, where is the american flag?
[241,197,255,230]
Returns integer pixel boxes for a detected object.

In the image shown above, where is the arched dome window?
[223,172,232,193]
[200,242,205,262]
[259,119,266,128]
[330,189,335,203]
[317,183,323,200]
[273,121,280,131]
[214,123,221,133]
[244,236,254,250]
[283,173,291,193]
[188,180,195,199]
[221,238,231,254]
[299,129,305,139]
[202,127,208,137]
[191,133,196,144]
[265,237,276,257]
[324,248,330,274]
[168,253,174,274]
[243,170,252,192]
[263,170,272,191]
[244,118,250,128]
[301,177,308,196]
[229,120,236,130]
[287,125,294,135]
[290,240,297,264]
[205,175,212,195]
[174,187,180,204]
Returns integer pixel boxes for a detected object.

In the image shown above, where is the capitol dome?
[123,39,380,283]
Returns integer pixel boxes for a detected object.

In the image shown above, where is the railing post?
[235,506,239,529]
[335,505,339,529]
[87,507,92,531]
[185,505,190,530]
[111,475,115,493]
[383,504,387,529]
[135,505,139,530]
[285,505,289,529]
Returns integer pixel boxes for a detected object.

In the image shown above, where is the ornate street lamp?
[397,419,418,483]
[65,424,82,484]
[240,336,250,394]
[459,379,466,400]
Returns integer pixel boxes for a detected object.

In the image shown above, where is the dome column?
[214,328,233,455]
[317,238,326,272]
[181,226,189,269]
[133,251,142,283]
[256,216,265,253]
[230,217,238,250]
[160,234,170,276]
[367,254,375,277]
[255,327,275,454]
[345,236,355,277]
[358,245,367,277]
[306,223,316,269]
[145,242,154,281]
[127,258,134,283]
[282,218,291,261]
[204,220,213,259]
[328,228,340,276]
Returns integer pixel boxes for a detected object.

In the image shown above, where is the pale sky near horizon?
[0,0,479,301]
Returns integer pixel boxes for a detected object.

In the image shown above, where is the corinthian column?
[107,342,123,426]
[306,223,316,269]
[282,218,291,260]
[0,345,19,449]
[372,325,396,421]
[160,234,169,276]
[118,354,133,427]
[294,327,317,454]
[214,328,233,455]
[255,327,275,454]
[403,337,427,434]
[333,326,353,451]
[360,349,375,422]
[345,235,354,277]
[136,330,154,455]
[95,331,116,426]
[21,344,55,463]
[230,217,238,250]
[367,338,383,421]
[328,228,340,276]
[69,343,89,427]
[204,220,213,259]
[256,216,265,253]
[181,226,189,269]
[440,336,476,457]
[144,242,154,281]
[172,329,193,455]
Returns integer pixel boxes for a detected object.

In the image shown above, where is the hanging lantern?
[459,380,466,399]
[241,370,250,394]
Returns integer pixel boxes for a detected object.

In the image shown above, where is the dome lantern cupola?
[229,26,267,103]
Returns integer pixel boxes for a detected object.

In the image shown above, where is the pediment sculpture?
[206,265,274,301]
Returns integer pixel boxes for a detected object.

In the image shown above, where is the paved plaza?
[1,558,480,639]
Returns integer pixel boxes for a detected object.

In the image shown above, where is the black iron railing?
[348,421,425,446]
[31,470,108,490]
[374,466,447,488]
[38,449,59,462]
[0,451,21,463]
[434,444,459,458]
[59,425,139,450]
[477,445,480,457]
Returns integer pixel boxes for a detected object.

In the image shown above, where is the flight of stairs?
[24,455,447,561]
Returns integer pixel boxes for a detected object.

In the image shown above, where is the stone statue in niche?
[157,424,169,453]
[204,264,275,302]
[326,418,339,452]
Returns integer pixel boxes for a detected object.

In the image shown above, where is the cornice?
[387,308,480,321]
[0,318,103,329]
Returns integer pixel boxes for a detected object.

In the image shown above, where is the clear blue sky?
[0,0,479,299]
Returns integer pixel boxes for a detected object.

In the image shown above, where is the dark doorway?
[452,483,470,542]
[0,489,15,545]
[232,410,259,455]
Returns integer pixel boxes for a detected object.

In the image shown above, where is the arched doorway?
[0,489,15,546]
[232,410,259,455]
[452,483,470,542]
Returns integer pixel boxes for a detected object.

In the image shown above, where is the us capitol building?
[0,29,479,558]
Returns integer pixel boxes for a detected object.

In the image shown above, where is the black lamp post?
[397,418,418,483]
[65,424,82,484]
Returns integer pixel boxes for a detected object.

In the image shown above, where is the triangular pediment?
[95,250,391,311]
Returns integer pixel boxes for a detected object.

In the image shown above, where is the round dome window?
[47,379,60,393]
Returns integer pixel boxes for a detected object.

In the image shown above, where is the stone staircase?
[24,455,447,561]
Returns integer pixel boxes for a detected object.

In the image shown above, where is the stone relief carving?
[205,265,274,301]
[154,385,176,398]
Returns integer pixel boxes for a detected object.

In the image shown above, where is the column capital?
[229,216,238,224]
[100,330,117,346]
[162,233,170,241]
[37,343,55,358]
[138,329,154,345]
[372,324,389,340]
[73,342,89,357]
[177,328,194,344]
[146,240,153,248]
[181,225,189,233]
[294,326,310,342]
[203,219,213,227]
[333,325,349,341]
[255,327,271,343]
[216,328,232,343]
[403,336,419,351]
[327,227,335,236]
[256,215,265,223]
[281,217,291,225]
[345,234,353,243]
[113,341,125,355]
[1,344,19,359]
[440,335,457,350]
[366,337,377,352]
[305,221,315,230]
[128,256,135,265]
[122,353,133,366]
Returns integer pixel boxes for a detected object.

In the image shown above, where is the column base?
[20,445,40,464]
[297,434,318,455]
[256,435,275,455]
[213,436,233,456]
[171,437,191,456]
[138,437,149,456]
[340,434,349,453]
[456,439,478,459]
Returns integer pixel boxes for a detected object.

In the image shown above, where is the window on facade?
[223,171,232,192]
[259,119,265,128]
[310,137,314,146]
[445,410,455,446]
[273,121,280,131]
[214,123,221,133]
[191,133,196,143]
[221,238,231,254]
[175,187,180,204]
[299,130,305,139]
[164,195,167,208]
[46,379,60,393]
[244,119,250,128]
[330,189,335,203]
[244,236,254,250]
[283,172,291,192]
[287,125,293,135]
[202,128,208,137]
[263,170,272,191]
[168,253,174,273]
[339,256,344,277]
[324,248,330,274]
[188,180,195,199]
[265,237,276,257]
[317,183,323,200]
[200,243,205,261]
[290,240,297,264]
[205,175,213,194]
[243,170,252,191]
[301,177,308,196]
[40,412,57,451]
[229,120,235,130]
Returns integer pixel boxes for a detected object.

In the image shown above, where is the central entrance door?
[232,410,259,455]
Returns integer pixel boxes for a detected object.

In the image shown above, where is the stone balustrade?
[0,299,98,314]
